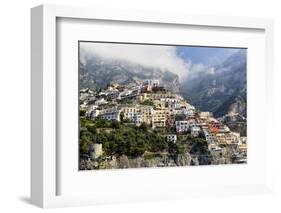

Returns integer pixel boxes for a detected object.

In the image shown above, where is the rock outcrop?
[79,151,236,170]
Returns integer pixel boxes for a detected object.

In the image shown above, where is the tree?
[87,126,97,134]
[139,122,148,132]
[168,141,176,154]
[175,142,185,155]
[130,146,145,157]
[190,138,209,155]
[120,112,124,123]
[80,109,86,117]
[198,131,205,138]
[80,139,91,154]
[95,118,110,128]
[116,138,127,156]
[80,132,92,154]
[149,134,167,152]
[111,120,120,129]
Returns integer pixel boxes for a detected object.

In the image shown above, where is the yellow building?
[216,133,227,145]
[239,144,247,153]
[137,93,149,102]
[120,104,139,120]
[199,111,211,120]
[225,132,240,144]
[153,100,166,109]
[140,105,154,125]
[152,108,170,128]
[139,92,173,101]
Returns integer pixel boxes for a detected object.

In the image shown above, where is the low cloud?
[80,42,189,79]
[189,63,215,76]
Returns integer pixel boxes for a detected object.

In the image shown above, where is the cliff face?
[214,94,246,118]
[80,154,186,170]
[79,56,180,93]
[180,50,247,118]
[79,148,238,170]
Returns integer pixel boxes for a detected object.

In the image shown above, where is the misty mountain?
[79,56,180,93]
[180,50,247,118]
[80,49,247,120]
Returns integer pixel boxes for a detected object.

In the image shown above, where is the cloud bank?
[80,42,189,79]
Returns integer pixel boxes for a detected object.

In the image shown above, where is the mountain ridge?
[79,55,181,93]
[180,50,247,118]
[79,49,247,120]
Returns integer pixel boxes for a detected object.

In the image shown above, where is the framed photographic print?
[78,41,247,170]
[31,4,274,208]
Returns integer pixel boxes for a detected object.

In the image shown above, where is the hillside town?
[79,79,247,169]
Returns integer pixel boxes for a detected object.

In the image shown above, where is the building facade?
[175,120,189,133]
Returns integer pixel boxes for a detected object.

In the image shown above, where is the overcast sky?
[80,42,244,80]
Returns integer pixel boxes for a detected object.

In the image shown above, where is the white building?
[167,134,177,143]
[186,108,195,117]
[121,105,139,121]
[163,98,181,109]
[132,112,142,126]
[87,109,100,120]
[219,125,230,133]
[175,120,189,133]
[199,111,211,120]
[107,89,119,100]
[90,143,103,159]
[240,137,247,144]
[95,98,108,106]
[99,106,121,121]
[89,104,99,110]
[173,108,187,116]
[226,132,240,144]
[191,126,201,137]
[118,89,132,100]
[145,79,160,88]
[203,129,217,144]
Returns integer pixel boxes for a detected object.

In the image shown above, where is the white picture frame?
[31,4,274,208]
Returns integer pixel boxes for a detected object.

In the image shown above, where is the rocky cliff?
[79,57,180,93]
[79,149,238,170]
[180,50,247,118]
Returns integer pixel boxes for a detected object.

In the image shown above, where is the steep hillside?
[79,56,180,93]
[180,50,247,118]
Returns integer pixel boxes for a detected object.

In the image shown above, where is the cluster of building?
[198,114,247,157]
[80,79,247,161]
[81,80,196,129]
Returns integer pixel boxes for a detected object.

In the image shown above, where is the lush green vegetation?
[189,137,210,155]
[80,118,168,157]
[80,109,86,117]
[80,117,209,159]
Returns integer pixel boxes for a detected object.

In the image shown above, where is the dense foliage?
[80,118,168,157]
[80,117,209,159]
